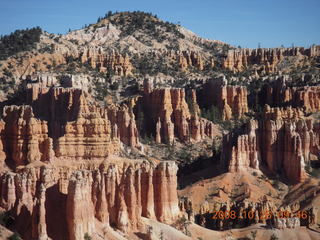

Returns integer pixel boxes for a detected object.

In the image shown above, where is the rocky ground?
[0,10,319,240]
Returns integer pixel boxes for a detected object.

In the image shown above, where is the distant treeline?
[0,27,42,60]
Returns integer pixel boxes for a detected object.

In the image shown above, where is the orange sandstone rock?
[200,77,248,120]
[0,160,180,240]
[222,106,318,183]
[141,83,215,143]
[223,46,320,73]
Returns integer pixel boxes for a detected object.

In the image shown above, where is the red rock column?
[66,172,95,240]
[141,162,155,219]
[153,162,179,223]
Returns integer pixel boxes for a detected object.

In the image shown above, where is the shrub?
[0,211,14,228]
[0,27,42,60]
[84,233,92,240]
[8,232,21,240]
[201,105,222,124]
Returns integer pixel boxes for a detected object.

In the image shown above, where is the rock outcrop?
[107,105,141,149]
[0,121,6,167]
[141,80,215,143]
[0,160,180,240]
[193,197,307,230]
[27,84,140,150]
[223,46,320,73]
[80,47,133,76]
[199,77,248,120]
[222,105,319,183]
[2,105,51,167]
[261,76,320,113]
[177,51,204,71]
[0,86,123,168]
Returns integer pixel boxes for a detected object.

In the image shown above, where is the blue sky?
[0,0,319,48]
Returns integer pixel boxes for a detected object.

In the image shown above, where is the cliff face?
[0,86,128,168]
[2,105,51,167]
[199,77,249,120]
[0,82,180,239]
[141,81,215,143]
[223,46,320,73]
[55,110,120,159]
[262,77,320,113]
[27,84,140,151]
[107,105,141,149]
[177,51,205,71]
[222,106,319,183]
[0,160,180,240]
[80,47,133,76]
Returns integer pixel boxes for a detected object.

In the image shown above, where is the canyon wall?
[141,80,215,144]
[27,84,140,150]
[1,105,51,167]
[80,47,133,76]
[223,45,320,73]
[198,77,249,120]
[222,105,320,183]
[0,83,182,239]
[0,160,180,240]
[261,76,320,113]
[0,85,143,169]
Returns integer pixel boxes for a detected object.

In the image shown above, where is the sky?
[0,0,319,48]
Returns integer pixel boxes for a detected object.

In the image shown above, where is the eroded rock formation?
[2,105,51,167]
[141,80,215,143]
[177,51,204,71]
[0,160,179,240]
[222,105,320,183]
[107,105,141,149]
[199,77,249,120]
[261,76,320,113]
[80,47,133,76]
[223,45,320,73]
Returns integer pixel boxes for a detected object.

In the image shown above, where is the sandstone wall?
[222,106,320,183]
[199,77,249,120]
[0,160,180,240]
[80,47,133,76]
[2,105,51,167]
[223,46,320,73]
[262,77,320,113]
[0,86,124,168]
[141,82,215,144]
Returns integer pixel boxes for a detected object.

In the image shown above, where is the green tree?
[201,105,222,124]
[84,233,92,240]
[8,232,21,240]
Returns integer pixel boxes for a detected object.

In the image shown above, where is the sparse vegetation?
[251,230,257,240]
[93,80,108,102]
[84,233,92,240]
[270,233,279,240]
[8,232,21,240]
[305,164,320,178]
[132,53,178,76]
[201,105,222,124]
[0,211,14,228]
[108,11,185,42]
[159,230,165,240]
[0,27,42,60]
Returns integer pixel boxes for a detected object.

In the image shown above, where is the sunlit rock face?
[222,106,319,183]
